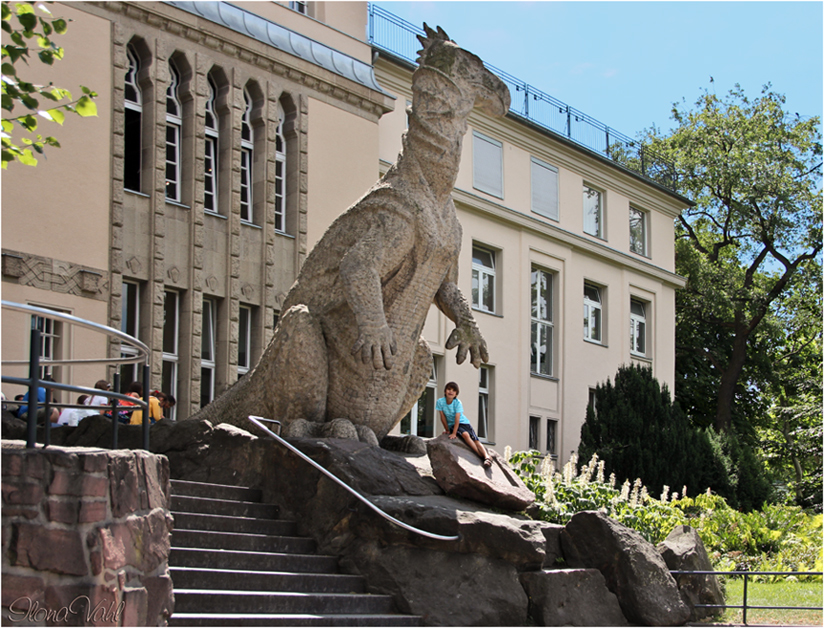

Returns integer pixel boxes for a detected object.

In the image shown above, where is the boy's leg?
[459,430,487,461]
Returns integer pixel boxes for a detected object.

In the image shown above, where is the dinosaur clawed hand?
[446,323,489,368]
[352,323,397,370]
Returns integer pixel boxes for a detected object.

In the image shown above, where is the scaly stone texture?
[189,25,511,440]
[1,442,173,626]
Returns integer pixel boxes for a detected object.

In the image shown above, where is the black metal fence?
[367,3,680,192]
[1,301,152,450]
[671,569,824,625]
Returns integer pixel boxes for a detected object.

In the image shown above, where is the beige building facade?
[2,1,689,465]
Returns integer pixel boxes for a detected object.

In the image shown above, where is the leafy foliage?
[508,450,823,581]
[1,1,98,168]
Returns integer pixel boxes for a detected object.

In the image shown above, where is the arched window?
[240,88,254,222]
[274,103,286,233]
[124,44,142,192]
[204,74,219,213]
[165,60,182,202]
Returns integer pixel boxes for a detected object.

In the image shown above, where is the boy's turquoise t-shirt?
[436,397,468,427]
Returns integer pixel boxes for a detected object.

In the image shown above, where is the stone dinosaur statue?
[192,25,511,441]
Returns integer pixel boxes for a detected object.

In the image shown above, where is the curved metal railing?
[1,300,152,449]
[247,415,460,542]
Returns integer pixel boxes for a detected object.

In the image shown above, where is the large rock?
[426,434,535,510]
[658,525,725,620]
[367,494,559,571]
[561,511,690,626]
[520,568,629,626]
[341,543,529,627]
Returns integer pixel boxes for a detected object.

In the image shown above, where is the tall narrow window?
[121,280,140,389]
[274,106,287,233]
[546,419,557,456]
[584,283,603,343]
[204,75,219,213]
[531,267,553,376]
[472,246,496,313]
[240,88,254,222]
[32,313,62,382]
[531,157,559,221]
[478,366,491,440]
[629,207,647,256]
[630,299,647,357]
[473,131,503,198]
[201,298,216,408]
[124,45,142,192]
[529,416,540,451]
[400,359,438,438]
[238,305,251,378]
[162,290,179,420]
[583,185,603,238]
[165,61,182,202]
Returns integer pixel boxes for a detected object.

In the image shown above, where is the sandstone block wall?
[1,443,174,626]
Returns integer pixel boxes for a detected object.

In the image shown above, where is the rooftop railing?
[367,4,680,192]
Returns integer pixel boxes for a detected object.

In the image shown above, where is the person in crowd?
[436,381,492,468]
[84,380,112,414]
[127,382,163,425]
[17,382,59,424]
[57,394,90,427]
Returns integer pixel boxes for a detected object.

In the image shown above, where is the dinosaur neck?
[393,69,472,201]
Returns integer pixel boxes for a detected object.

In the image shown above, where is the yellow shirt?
[129,396,163,425]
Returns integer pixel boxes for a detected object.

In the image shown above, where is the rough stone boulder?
[561,511,690,626]
[426,434,535,510]
[658,525,725,620]
[520,568,629,626]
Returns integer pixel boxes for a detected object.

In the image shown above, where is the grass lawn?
[706,577,823,626]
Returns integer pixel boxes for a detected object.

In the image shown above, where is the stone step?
[171,511,297,536]
[169,547,339,573]
[171,494,279,519]
[171,529,316,554]
[168,613,423,627]
[173,590,397,615]
[171,479,263,502]
[169,567,365,594]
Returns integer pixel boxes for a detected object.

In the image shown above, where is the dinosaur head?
[416,24,511,117]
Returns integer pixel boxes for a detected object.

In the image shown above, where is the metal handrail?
[670,569,824,625]
[1,300,151,450]
[246,416,460,542]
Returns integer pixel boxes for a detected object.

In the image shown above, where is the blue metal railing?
[367,4,679,192]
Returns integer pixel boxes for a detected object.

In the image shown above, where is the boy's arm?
[438,410,450,434]
[450,410,461,438]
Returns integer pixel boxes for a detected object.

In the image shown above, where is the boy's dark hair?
[444,381,460,395]
[128,381,144,396]
[94,379,110,391]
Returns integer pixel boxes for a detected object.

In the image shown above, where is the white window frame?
[472,131,503,199]
[204,75,219,214]
[274,104,286,233]
[240,88,254,223]
[32,311,63,381]
[162,290,179,420]
[238,305,252,377]
[290,1,307,14]
[478,366,491,441]
[124,44,142,193]
[531,266,553,376]
[201,298,216,408]
[583,185,603,238]
[531,157,559,221]
[630,298,647,357]
[584,283,603,344]
[402,359,439,438]
[472,245,497,314]
[630,206,648,256]
[546,419,557,457]
[165,60,182,203]
[529,415,540,451]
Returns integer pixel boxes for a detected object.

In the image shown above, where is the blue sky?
[373,1,823,139]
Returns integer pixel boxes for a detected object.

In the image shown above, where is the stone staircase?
[167,479,422,626]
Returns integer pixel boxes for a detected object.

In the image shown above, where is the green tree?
[578,364,730,500]
[2,1,97,168]
[646,84,822,434]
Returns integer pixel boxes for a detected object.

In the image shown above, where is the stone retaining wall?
[1,442,174,626]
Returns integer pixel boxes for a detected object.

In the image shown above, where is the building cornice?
[87,1,395,118]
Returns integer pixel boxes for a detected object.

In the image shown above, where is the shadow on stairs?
[167,479,422,627]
